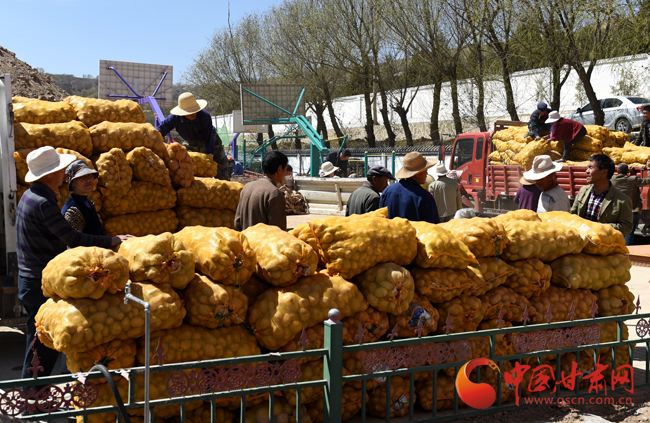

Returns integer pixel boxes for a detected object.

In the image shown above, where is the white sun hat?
[523,155,563,181]
[319,161,339,176]
[545,111,562,124]
[24,146,77,183]
[434,162,448,176]
[170,92,208,116]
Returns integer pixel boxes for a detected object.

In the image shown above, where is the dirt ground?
[0,45,68,101]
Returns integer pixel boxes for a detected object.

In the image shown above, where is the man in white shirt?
[522,155,570,213]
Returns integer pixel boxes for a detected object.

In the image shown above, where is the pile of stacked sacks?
[33,206,636,422]
[12,96,242,235]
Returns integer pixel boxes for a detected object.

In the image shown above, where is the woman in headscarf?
[61,160,104,235]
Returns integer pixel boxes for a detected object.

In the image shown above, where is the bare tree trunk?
[314,102,331,148]
[475,43,487,132]
[323,84,344,138]
[256,132,264,146]
[394,105,413,146]
[550,64,571,112]
[574,63,604,125]
[362,71,376,148]
[379,88,396,147]
[450,73,463,134]
[430,76,442,144]
[268,125,278,150]
[499,56,519,121]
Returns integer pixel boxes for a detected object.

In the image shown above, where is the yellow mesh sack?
[529,286,597,323]
[539,211,628,255]
[550,140,564,154]
[411,267,483,303]
[244,397,310,423]
[282,360,324,406]
[478,319,515,357]
[56,148,94,169]
[416,373,462,411]
[103,210,178,237]
[42,247,129,300]
[341,306,389,345]
[66,338,136,375]
[13,148,34,185]
[572,135,603,152]
[410,221,477,269]
[514,140,551,170]
[492,126,530,142]
[307,385,363,423]
[176,177,243,211]
[489,160,504,165]
[565,160,589,166]
[549,253,630,290]
[488,150,503,161]
[354,263,415,315]
[568,148,595,161]
[308,216,417,280]
[175,206,236,230]
[117,232,195,290]
[502,258,551,299]
[279,323,329,363]
[175,226,257,286]
[367,376,413,418]
[95,148,132,195]
[595,284,635,316]
[501,220,587,261]
[501,149,518,165]
[89,190,103,212]
[388,293,439,337]
[126,146,171,186]
[12,96,76,124]
[439,217,507,258]
[248,272,368,350]
[89,121,167,158]
[612,132,630,147]
[64,96,146,127]
[585,125,609,141]
[164,142,194,188]
[603,147,623,164]
[479,285,536,321]
[492,209,541,224]
[101,181,176,217]
[435,295,485,333]
[188,151,219,177]
[35,282,185,354]
[242,223,318,287]
[14,121,93,156]
[465,257,516,297]
[182,273,249,328]
[621,149,650,164]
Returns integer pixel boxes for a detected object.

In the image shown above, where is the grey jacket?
[346,182,380,216]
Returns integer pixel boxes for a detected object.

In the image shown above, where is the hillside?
[0,46,69,100]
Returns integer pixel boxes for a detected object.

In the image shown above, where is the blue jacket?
[232,161,244,176]
[379,178,440,223]
[156,110,217,155]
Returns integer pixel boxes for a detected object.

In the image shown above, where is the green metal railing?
[1,310,648,422]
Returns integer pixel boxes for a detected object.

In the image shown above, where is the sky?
[1,0,278,81]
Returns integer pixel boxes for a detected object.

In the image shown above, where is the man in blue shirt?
[157,92,229,180]
[230,156,244,176]
[379,152,440,223]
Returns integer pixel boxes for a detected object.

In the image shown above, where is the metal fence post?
[391,151,395,175]
[364,152,368,177]
[324,309,343,423]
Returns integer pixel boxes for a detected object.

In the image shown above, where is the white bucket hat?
[545,111,562,124]
[170,92,208,116]
[25,146,77,183]
[434,162,448,176]
[320,161,339,176]
[523,155,563,181]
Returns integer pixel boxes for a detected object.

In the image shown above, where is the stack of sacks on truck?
[604,141,650,167]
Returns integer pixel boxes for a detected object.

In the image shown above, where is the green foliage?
[610,65,643,96]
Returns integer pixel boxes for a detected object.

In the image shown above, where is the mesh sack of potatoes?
[164,142,194,188]
[174,206,236,230]
[248,272,368,350]
[89,121,167,158]
[126,146,171,186]
[188,151,219,177]
[501,149,518,165]
[514,140,551,170]
[479,285,536,321]
[41,246,129,300]
[13,148,34,185]
[354,263,415,315]
[290,222,326,267]
[66,338,136,376]
[64,96,146,127]
[489,160,504,165]
[465,257,516,297]
[103,209,179,237]
[493,125,530,142]
[182,273,248,328]
[416,373,463,411]
[175,226,257,286]
[528,286,597,323]
[367,376,413,418]
[388,293,439,338]
[595,284,635,316]
[501,219,587,262]
[585,125,609,140]
[569,148,596,161]
[621,149,650,164]
[342,351,379,390]
[244,397,310,423]
[14,121,93,156]
[492,140,525,154]
[611,131,630,147]
[12,96,77,124]
[539,210,628,255]
[169,403,235,423]
[502,258,551,299]
[117,232,195,290]
[550,140,564,154]
[89,190,103,212]
[439,217,507,258]
[549,253,630,290]
[341,306,389,345]
[242,223,318,287]
[492,209,541,224]
[308,216,417,279]
[101,181,176,217]
[239,275,270,306]
[603,147,623,164]
[95,148,132,195]
[56,148,94,169]
[565,160,589,166]
[572,135,603,152]
[410,221,478,269]
[478,319,515,356]
[176,177,243,210]
[488,150,503,161]
[435,294,485,333]
[307,385,363,423]
[35,282,185,354]
[282,360,324,406]
[410,267,483,303]
[279,324,330,363]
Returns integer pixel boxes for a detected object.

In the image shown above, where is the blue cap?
[538,102,548,111]
[367,165,395,180]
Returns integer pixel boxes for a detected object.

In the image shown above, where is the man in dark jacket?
[379,152,440,223]
[346,165,394,216]
[611,162,650,244]
[526,102,551,138]
[633,105,650,147]
[326,149,351,177]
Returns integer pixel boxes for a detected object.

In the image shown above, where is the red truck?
[441,121,650,230]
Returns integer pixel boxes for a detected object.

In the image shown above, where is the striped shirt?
[17,182,112,278]
[584,186,609,222]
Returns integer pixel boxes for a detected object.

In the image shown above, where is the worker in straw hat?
[319,161,340,178]
[514,175,542,211]
[156,92,229,180]
[541,111,586,163]
[428,162,462,222]
[16,147,130,380]
[379,152,440,223]
[522,155,570,213]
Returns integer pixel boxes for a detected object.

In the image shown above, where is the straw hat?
[522,155,562,181]
[170,92,208,116]
[545,111,562,124]
[25,146,77,183]
[396,152,437,179]
[434,163,448,176]
[319,161,339,176]
[519,175,535,186]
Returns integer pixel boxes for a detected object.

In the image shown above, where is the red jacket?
[550,118,584,142]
